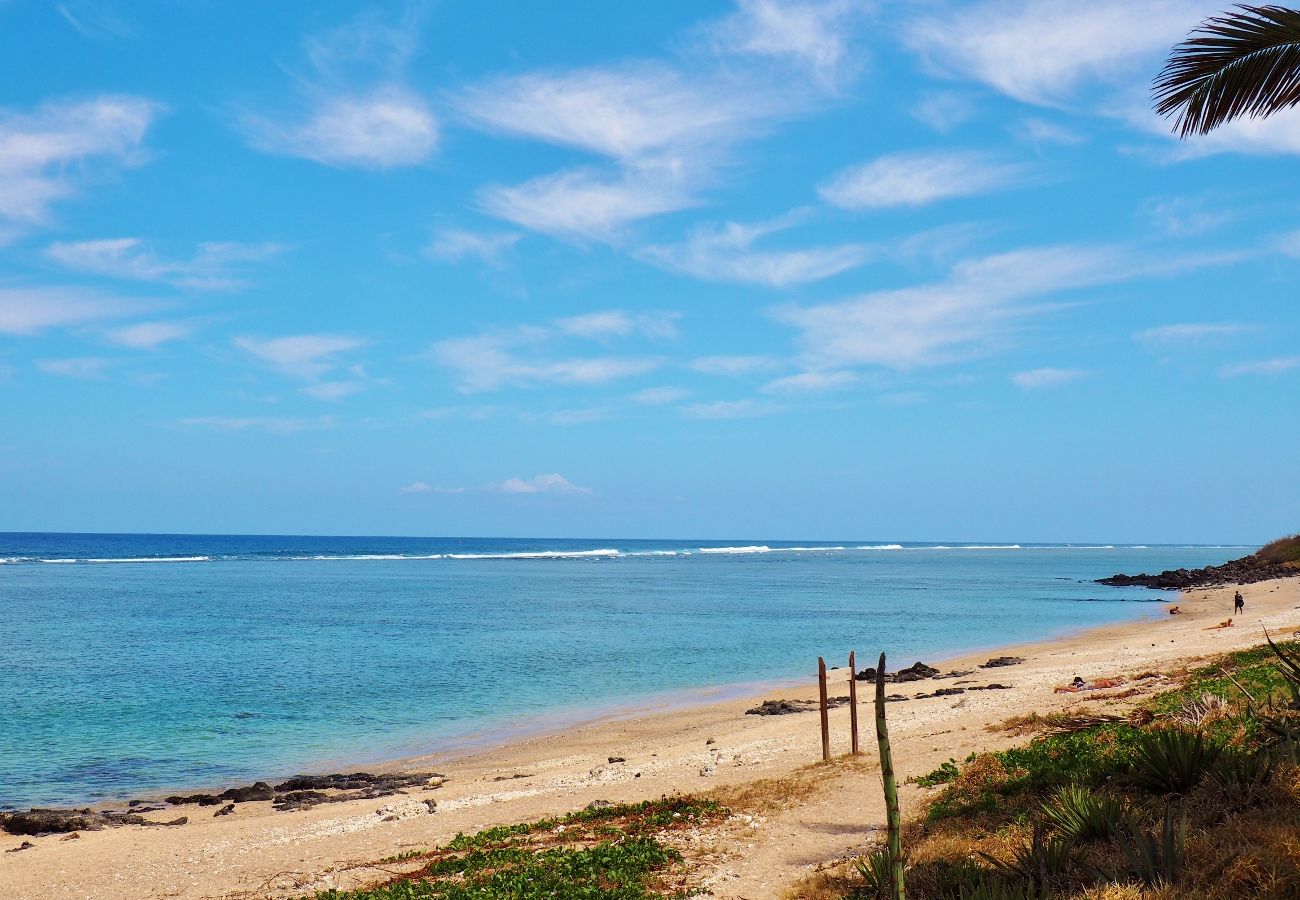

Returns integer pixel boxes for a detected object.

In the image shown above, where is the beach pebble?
[607,756,626,764]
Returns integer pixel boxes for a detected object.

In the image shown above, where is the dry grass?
[708,755,874,816]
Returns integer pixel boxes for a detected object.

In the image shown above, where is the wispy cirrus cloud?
[632,386,691,405]
[680,398,776,420]
[233,334,367,393]
[774,244,1233,371]
[398,481,465,496]
[177,415,338,434]
[640,214,873,287]
[819,150,1026,210]
[425,228,521,265]
[239,10,436,168]
[700,0,868,88]
[37,356,113,380]
[432,310,674,392]
[1220,357,1300,378]
[104,320,194,349]
[1011,367,1088,389]
[0,94,160,236]
[1135,322,1252,345]
[478,166,697,243]
[0,285,151,335]
[903,0,1211,107]
[761,369,859,394]
[46,238,284,289]
[491,473,592,495]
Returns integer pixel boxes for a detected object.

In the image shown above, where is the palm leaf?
[1154,4,1300,136]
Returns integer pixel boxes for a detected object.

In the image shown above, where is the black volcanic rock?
[1098,552,1298,590]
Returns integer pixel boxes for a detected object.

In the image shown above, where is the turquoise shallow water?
[0,534,1242,809]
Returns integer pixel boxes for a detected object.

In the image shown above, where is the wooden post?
[848,650,860,755]
[876,652,905,900]
[817,656,830,762]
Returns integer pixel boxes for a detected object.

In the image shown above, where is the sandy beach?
[3,578,1297,900]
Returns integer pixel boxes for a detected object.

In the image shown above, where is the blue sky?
[1,0,1298,542]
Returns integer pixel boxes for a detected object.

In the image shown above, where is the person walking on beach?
[1234,591,1245,615]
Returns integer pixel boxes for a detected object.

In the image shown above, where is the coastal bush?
[311,796,724,900]
[910,759,959,787]
[1256,534,1300,566]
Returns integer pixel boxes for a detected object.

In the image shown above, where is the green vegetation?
[311,796,725,900]
[848,639,1300,899]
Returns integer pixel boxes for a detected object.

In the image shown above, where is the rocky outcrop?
[1098,551,1299,590]
[0,809,186,836]
[980,657,1024,668]
[745,697,849,716]
[854,661,940,682]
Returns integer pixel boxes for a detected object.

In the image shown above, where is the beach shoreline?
[4,575,1297,899]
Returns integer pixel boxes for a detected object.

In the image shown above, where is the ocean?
[0,533,1242,810]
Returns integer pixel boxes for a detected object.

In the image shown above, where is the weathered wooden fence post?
[875,652,905,900]
[817,656,830,762]
[848,650,860,755]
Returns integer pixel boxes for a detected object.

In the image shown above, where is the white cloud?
[762,369,859,394]
[703,0,867,87]
[819,150,1025,210]
[903,0,1212,106]
[491,473,592,495]
[398,481,465,496]
[104,320,194,349]
[0,94,159,232]
[632,386,690,405]
[37,356,111,379]
[1013,117,1086,146]
[177,415,337,434]
[1139,196,1234,237]
[911,91,977,133]
[556,310,680,340]
[240,11,435,169]
[680,398,774,419]
[300,381,363,401]
[432,312,670,392]
[0,285,149,335]
[1163,107,1300,158]
[234,334,365,380]
[242,87,437,169]
[454,62,781,161]
[47,238,283,289]
[641,215,872,287]
[1220,357,1300,377]
[1011,367,1087,388]
[425,228,521,265]
[689,355,780,375]
[479,166,696,242]
[1135,322,1250,344]
[775,244,1231,370]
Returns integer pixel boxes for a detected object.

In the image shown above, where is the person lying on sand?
[1054,675,1124,693]
[1206,618,1234,630]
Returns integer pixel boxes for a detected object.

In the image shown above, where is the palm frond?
[1154,4,1300,136]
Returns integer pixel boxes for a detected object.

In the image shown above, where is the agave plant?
[977,822,1071,898]
[855,848,894,900]
[1212,747,1276,801]
[1265,630,1300,710]
[1129,729,1222,795]
[1040,785,1127,844]
[1115,803,1187,887]
[1154,5,1300,136]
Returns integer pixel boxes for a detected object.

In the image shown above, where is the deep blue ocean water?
[0,533,1244,809]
